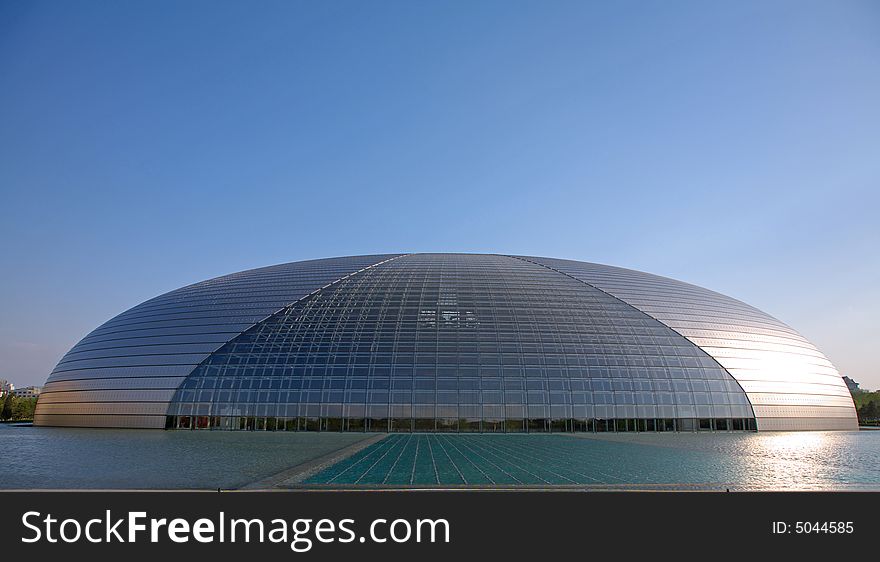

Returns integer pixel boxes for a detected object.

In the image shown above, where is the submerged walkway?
[299,434,637,487]
[241,433,388,489]
[292,432,880,490]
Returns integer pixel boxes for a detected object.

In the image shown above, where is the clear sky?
[1,0,878,390]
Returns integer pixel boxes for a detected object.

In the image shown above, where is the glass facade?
[165,254,754,432]
[35,255,400,428]
[521,256,858,430]
[36,253,857,431]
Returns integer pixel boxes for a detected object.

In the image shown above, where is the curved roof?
[519,257,856,430]
[38,255,400,427]
[35,253,856,430]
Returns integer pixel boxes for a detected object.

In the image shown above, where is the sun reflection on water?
[583,430,880,490]
[729,432,843,489]
[1,425,878,490]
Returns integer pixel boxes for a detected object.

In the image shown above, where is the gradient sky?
[1,0,878,390]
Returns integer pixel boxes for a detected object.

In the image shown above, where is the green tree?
[1,394,13,421]
[861,400,879,422]
[852,390,880,410]
[12,397,36,421]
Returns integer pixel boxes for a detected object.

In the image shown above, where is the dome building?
[35,254,857,432]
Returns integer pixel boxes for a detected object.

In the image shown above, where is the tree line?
[0,394,37,422]
[852,390,880,426]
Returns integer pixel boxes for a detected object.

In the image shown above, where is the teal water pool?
[2,425,878,490]
[302,432,880,489]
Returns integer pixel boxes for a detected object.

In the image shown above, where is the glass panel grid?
[167,254,753,431]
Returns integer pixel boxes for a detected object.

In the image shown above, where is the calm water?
[573,431,880,490]
[0,424,373,489]
[1,424,878,490]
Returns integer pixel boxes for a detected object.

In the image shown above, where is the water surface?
[0,424,372,489]
[1,425,877,490]
[303,432,880,489]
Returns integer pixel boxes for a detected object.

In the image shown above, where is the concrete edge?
[239,433,389,490]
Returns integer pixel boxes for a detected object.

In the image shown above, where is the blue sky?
[1,0,878,389]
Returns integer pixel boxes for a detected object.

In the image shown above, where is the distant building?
[0,379,13,397]
[842,376,862,393]
[12,386,42,399]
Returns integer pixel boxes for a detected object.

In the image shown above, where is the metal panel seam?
[162,254,409,414]
[505,254,758,420]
